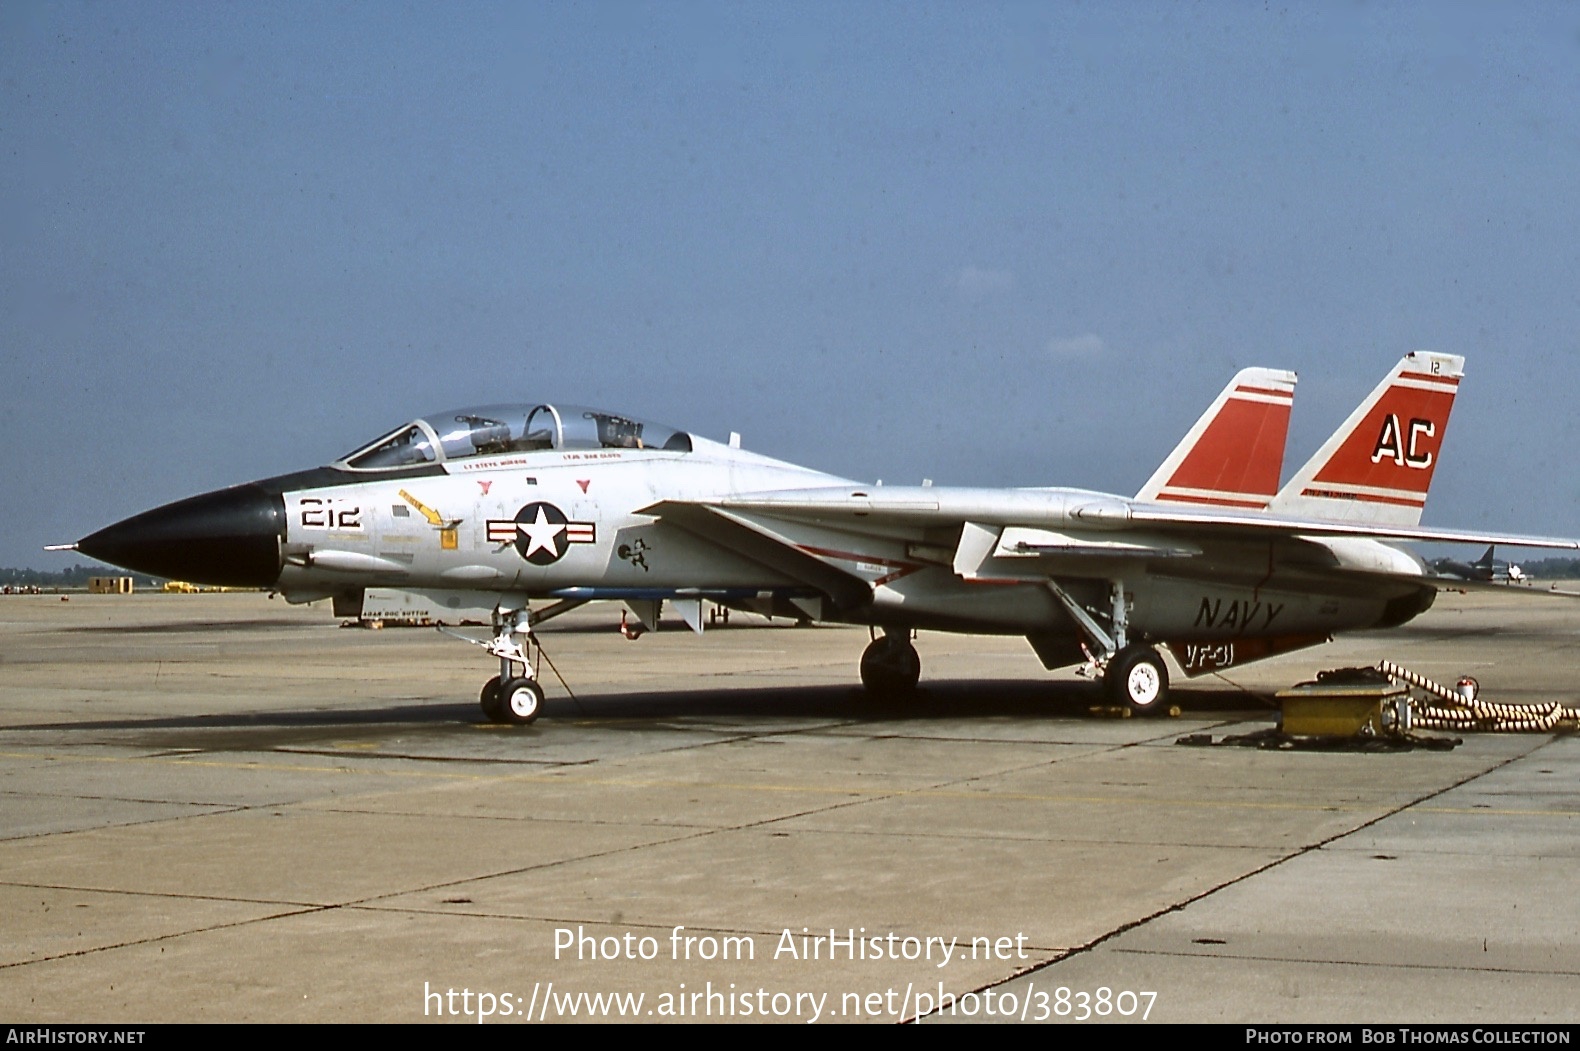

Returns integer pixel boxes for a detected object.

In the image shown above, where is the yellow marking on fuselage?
[398,489,446,527]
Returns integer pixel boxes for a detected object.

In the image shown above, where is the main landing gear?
[1045,579,1173,716]
[1104,643,1170,716]
[860,629,921,698]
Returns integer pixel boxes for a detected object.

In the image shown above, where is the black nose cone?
[78,484,285,588]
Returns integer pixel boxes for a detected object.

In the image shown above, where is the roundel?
[511,502,572,566]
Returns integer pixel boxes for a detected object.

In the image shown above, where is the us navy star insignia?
[486,502,596,565]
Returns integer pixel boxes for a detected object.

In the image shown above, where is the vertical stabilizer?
[1270,352,1463,526]
[1136,367,1297,509]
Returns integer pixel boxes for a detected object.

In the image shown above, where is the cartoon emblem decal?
[617,537,651,572]
[486,502,596,565]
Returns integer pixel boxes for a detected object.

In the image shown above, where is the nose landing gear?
[475,608,542,725]
[440,606,545,725]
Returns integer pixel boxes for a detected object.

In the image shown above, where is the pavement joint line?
[296,751,1135,826]
[0,883,334,967]
[646,825,1293,849]
[0,804,259,843]
[545,727,842,753]
[8,744,1574,816]
[815,730,1137,745]
[1108,946,1580,978]
[338,825,735,909]
[0,748,561,782]
[335,771,971,909]
[947,736,1551,1006]
[0,788,244,806]
[271,747,592,766]
[808,723,1250,746]
[1319,845,1580,859]
[14,710,1189,775]
[332,904,1075,958]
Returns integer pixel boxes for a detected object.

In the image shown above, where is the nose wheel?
[481,675,544,725]
[481,676,504,720]
[860,631,921,698]
[461,608,546,725]
[480,674,545,724]
[495,676,544,724]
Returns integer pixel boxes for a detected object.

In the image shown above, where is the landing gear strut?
[860,629,921,698]
[438,598,586,725]
[1045,578,1173,716]
[448,606,546,720]
[471,607,542,725]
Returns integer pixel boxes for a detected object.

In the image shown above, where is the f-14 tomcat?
[62,353,1576,724]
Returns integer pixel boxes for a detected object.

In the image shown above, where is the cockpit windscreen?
[339,404,693,470]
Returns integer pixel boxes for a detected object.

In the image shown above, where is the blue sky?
[4,1,1578,568]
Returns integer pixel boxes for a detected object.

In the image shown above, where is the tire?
[1107,645,1170,716]
[859,634,921,698]
[480,676,505,722]
[499,676,544,725]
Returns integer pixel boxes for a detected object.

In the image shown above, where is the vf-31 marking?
[61,355,1577,724]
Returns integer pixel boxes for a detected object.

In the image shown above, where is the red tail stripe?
[1156,492,1269,509]
[1300,488,1426,508]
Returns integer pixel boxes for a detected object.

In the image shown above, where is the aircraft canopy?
[338,404,694,470]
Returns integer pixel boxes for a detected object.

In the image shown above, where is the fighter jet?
[1430,545,1529,585]
[60,353,1575,724]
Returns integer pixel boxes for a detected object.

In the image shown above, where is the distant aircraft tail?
[1136,367,1297,509]
[1269,352,1464,526]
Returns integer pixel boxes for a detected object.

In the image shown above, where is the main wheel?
[498,676,544,725]
[1106,645,1170,716]
[859,633,921,698]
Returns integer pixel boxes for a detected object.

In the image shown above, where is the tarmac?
[0,588,1576,1024]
